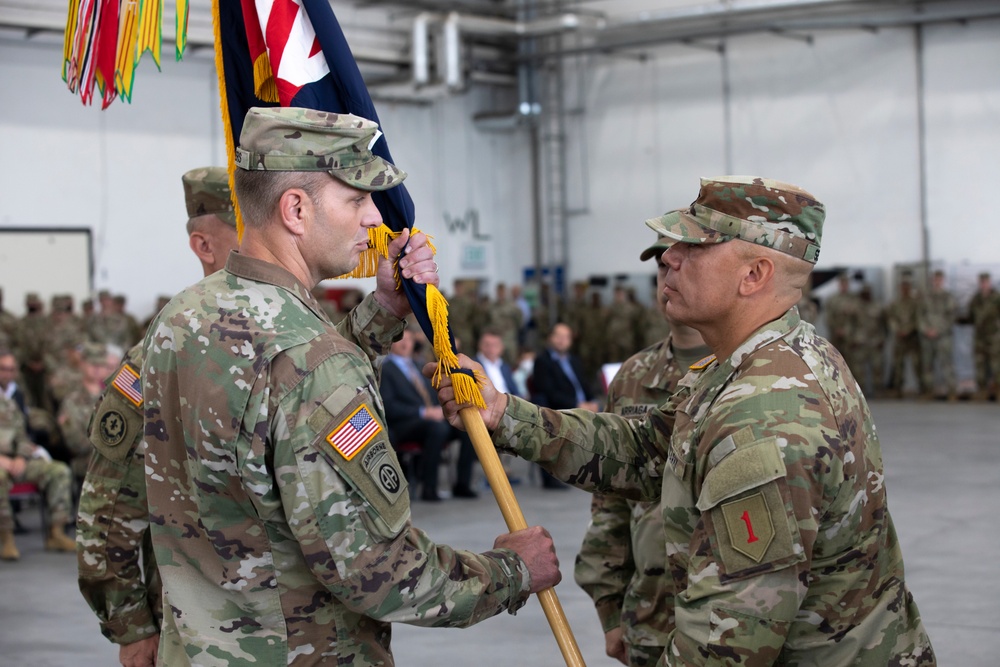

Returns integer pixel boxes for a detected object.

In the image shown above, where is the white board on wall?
[0,228,92,316]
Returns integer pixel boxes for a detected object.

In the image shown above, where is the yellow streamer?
[62,0,82,83]
[175,0,189,60]
[136,0,163,70]
[115,0,141,101]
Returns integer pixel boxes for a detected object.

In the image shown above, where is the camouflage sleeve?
[574,493,633,633]
[334,292,406,362]
[77,447,160,645]
[58,396,93,460]
[77,352,161,645]
[493,396,666,501]
[270,353,531,627]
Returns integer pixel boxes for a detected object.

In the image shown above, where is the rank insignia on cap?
[327,405,382,461]
[689,354,717,371]
[111,364,143,407]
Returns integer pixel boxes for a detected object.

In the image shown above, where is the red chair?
[9,481,48,532]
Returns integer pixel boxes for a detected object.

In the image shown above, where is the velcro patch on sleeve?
[310,392,409,537]
[88,391,143,464]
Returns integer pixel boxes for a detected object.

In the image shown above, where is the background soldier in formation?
[485,282,522,366]
[824,272,859,368]
[919,270,958,400]
[886,276,924,397]
[968,271,1000,400]
[850,283,886,397]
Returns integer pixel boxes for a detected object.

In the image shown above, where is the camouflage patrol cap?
[25,292,41,306]
[235,107,406,192]
[182,167,236,228]
[80,342,108,365]
[639,235,672,262]
[645,176,825,264]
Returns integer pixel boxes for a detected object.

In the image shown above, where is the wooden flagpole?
[459,407,586,667]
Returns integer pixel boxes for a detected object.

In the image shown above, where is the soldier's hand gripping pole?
[459,407,586,667]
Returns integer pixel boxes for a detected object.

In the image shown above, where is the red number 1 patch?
[740,510,760,544]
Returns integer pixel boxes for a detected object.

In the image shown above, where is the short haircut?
[233,170,330,228]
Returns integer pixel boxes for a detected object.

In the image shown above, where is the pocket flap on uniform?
[696,435,784,512]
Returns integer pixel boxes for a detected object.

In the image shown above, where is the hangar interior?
[0,2,998,666]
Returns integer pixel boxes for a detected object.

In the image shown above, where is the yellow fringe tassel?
[210,0,245,240]
[425,283,485,408]
[333,225,435,281]
[252,52,280,103]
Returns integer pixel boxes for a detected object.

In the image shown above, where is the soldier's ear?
[277,188,310,237]
[739,256,776,297]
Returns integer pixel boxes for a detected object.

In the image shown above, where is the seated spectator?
[58,343,120,480]
[529,322,599,489]
[380,329,477,501]
[0,355,76,560]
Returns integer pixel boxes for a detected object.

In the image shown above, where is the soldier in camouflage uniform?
[448,280,484,354]
[575,235,709,667]
[77,166,240,667]
[850,283,887,397]
[58,343,118,479]
[967,272,1000,400]
[824,273,859,369]
[886,277,925,398]
[17,292,50,410]
[605,285,642,363]
[0,288,18,353]
[487,283,524,367]
[0,389,76,560]
[437,176,934,666]
[141,108,559,666]
[918,270,958,400]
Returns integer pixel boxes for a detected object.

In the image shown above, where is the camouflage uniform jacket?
[0,393,34,459]
[918,290,957,338]
[77,342,162,646]
[968,289,1000,339]
[573,335,685,654]
[59,385,101,478]
[143,253,530,666]
[886,295,920,337]
[494,308,934,666]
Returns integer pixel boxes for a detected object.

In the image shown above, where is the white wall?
[567,19,1000,292]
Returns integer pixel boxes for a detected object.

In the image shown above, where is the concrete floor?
[0,400,997,666]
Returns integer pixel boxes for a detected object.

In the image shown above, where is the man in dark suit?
[380,329,478,501]
[529,322,599,488]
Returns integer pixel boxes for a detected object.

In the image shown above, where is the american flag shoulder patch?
[326,404,382,461]
[111,363,143,407]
